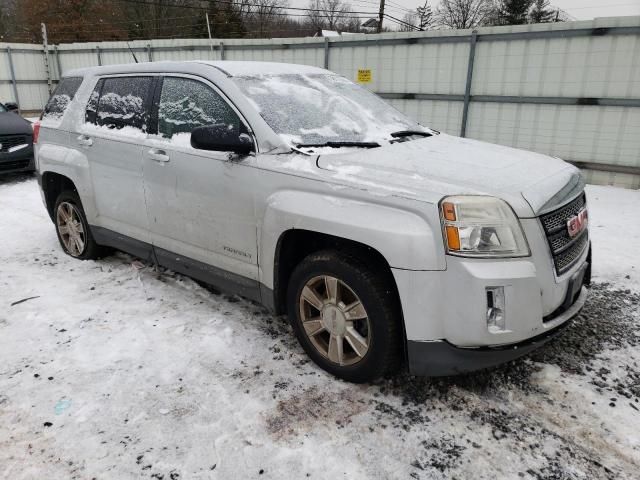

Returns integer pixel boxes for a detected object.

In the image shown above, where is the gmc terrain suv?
[35,61,591,382]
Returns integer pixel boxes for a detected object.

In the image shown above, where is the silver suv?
[35,61,590,382]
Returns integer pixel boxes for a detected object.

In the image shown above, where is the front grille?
[0,159,30,171]
[0,135,29,152]
[540,193,588,275]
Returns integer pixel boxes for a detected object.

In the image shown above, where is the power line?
[39,9,376,35]
[7,0,423,44]
[116,0,380,16]
[562,2,639,9]
[38,14,205,29]
[384,13,421,30]
[347,0,413,15]
[384,0,416,14]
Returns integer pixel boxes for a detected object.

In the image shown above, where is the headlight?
[440,196,529,257]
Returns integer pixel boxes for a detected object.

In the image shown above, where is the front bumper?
[407,285,587,376]
[393,214,591,376]
[0,144,35,174]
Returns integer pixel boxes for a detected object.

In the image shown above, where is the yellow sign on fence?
[357,69,372,83]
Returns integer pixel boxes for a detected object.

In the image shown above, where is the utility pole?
[41,23,52,94]
[377,0,385,33]
[205,13,214,56]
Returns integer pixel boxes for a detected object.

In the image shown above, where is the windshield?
[232,73,424,147]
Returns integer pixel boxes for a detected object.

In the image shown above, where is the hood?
[0,112,33,136]
[316,133,582,217]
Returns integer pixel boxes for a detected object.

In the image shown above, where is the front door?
[142,75,259,296]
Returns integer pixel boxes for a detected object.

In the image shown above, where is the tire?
[53,190,104,260]
[287,250,402,383]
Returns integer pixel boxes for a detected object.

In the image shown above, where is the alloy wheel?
[299,275,371,366]
[56,201,86,257]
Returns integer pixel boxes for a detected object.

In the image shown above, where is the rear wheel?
[54,191,103,260]
[287,250,402,383]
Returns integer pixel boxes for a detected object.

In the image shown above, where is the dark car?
[0,102,35,174]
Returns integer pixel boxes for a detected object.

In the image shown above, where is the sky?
[288,0,640,25]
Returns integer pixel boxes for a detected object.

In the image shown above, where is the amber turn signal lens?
[445,226,460,250]
[442,202,456,221]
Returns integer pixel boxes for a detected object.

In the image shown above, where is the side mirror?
[4,102,19,113]
[190,124,254,155]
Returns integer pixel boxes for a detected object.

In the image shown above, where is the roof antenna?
[126,42,139,63]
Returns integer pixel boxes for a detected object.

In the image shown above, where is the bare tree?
[400,12,418,32]
[307,0,353,32]
[435,0,493,29]
[244,0,289,37]
[416,0,434,30]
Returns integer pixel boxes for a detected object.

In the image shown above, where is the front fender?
[259,190,446,288]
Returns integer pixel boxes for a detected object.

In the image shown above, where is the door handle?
[77,135,93,147]
[147,148,170,163]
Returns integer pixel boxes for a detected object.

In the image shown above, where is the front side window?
[158,77,241,139]
[94,76,153,131]
[43,76,83,122]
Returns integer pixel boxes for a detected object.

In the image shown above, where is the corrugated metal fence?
[2,16,639,188]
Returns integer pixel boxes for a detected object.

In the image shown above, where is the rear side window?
[89,76,153,131]
[42,76,83,122]
[158,77,241,139]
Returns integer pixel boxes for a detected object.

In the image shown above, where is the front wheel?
[287,250,402,383]
[54,191,103,260]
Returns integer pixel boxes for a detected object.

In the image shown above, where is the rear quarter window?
[42,76,83,124]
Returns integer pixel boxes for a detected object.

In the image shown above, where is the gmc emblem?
[567,208,588,238]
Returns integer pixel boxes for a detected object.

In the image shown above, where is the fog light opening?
[486,286,506,332]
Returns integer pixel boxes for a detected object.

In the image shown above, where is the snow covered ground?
[0,175,639,479]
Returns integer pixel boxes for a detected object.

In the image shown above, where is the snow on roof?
[199,61,329,77]
[313,30,356,37]
[64,61,330,79]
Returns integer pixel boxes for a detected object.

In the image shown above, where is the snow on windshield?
[232,73,422,146]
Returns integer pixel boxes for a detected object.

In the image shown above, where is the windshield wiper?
[295,141,380,149]
[390,130,432,138]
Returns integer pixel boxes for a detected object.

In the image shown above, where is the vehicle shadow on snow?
[189,264,639,413]
[243,281,638,400]
[257,282,639,479]
[0,171,34,186]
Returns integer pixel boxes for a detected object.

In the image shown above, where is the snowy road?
[1,175,639,479]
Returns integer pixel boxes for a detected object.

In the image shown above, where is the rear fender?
[38,137,96,222]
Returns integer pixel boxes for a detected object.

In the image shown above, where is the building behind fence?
[2,16,639,188]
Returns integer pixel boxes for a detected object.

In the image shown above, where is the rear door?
[142,75,259,291]
[81,75,155,248]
